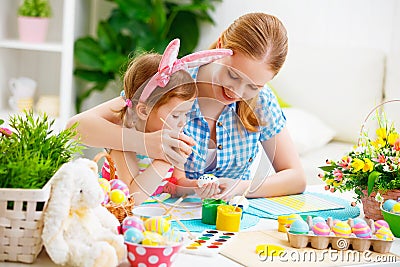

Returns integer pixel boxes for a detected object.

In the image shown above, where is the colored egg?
[383,199,397,212]
[353,218,366,225]
[122,216,145,234]
[375,226,394,241]
[332,221,351,237]
[312,216,326,225]
[163,227,182,243]
[98,178,111,193]
[197,174,219,187]
[101,192,109,205]
[124,227,144,244]
[109,179,130,196]
[289,219,309,234]
[286,214,302,226]
[312,222,330,236]
[142,231,165,246]
[391,202,400,214]
[374,219,389,231]
[110,189,127,204]
[352,222,372,238]
[144,216,171,234]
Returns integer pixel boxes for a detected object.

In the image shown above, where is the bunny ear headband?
[139,38,233,103]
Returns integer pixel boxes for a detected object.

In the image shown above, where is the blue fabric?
[171,213,260,233]
[184,67,286,180]
[245,192,360,221]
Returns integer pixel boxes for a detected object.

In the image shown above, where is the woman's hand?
[213,178,248,201]
[194,182,220,199]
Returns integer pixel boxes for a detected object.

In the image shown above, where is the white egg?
[197,174,219,187]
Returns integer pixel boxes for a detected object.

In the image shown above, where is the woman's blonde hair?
[211,12,288,132]
[118,52,197,127]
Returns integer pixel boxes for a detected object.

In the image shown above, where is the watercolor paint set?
[181,229,237,256]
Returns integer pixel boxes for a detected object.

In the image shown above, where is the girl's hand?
[213,178,247,201]
[145,129,196,166]
[194,182,220,199]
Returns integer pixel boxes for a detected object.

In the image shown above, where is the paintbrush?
[163,194,187,216]
[159,117,204,160]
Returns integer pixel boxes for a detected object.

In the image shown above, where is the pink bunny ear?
[173,49,233,71]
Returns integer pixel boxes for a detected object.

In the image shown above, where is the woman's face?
[146,97,194,132]
[209,51,275,104]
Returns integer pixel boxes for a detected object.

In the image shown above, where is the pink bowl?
[125,241,183,267]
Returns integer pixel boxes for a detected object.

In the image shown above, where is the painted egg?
[312,222,330,236]
[101,192,109,205]
[110,189,127,204]
[163,227,182,243]
[374,219,389,231]
[286,214,302,227]
[312,216,326,225]
[122,216,145,234]
[144,216,171,234]
[332,221,351,237]
[98,178,111,193]
[352,222,372,238]
[391,202,400,214]
[289,219,309,234]
[142,231,165,246]
[109,179,130,197]
[383,199,398,212]
[124,227,144,244]
[197,174,219,187]
[375,226,394,241]
[353,218,366,225]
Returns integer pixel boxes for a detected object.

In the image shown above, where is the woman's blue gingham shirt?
[184,67,286,180]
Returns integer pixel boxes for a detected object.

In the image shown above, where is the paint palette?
[181,230,236,257]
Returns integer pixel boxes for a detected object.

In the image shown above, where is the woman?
[67,12,306,200]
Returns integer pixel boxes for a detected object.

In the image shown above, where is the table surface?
[1,185,399,267]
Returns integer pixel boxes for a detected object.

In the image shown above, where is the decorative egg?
[144,216,171,234]
[124,227,144,244]
[391,202,400,214]
[374,219,389,231]
[142,231,165,246]
[122,216,145,234]
[197,174,219,187]
[312,216,326,225]
[383,199,397,212]
[98,178,111,192]
[312,222,330,236]
[163,227,182,243]
[229,196,249,211]
[110,189,127,204]
[352,222,372,238]
[375,226,394,241]
[101,192,109,205]
[109,179,130,197]
[289,219,309,234]
[353,218,366,225]
[286,214,302,227]
[332,221,351,237]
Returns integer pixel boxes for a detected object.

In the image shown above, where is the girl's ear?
[136,102,149,120]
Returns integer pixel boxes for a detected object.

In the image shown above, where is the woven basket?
[93,152,135,223]
[361,189,400,220]
[0,177,52,263]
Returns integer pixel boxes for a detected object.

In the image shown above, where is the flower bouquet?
[318,102,400,220]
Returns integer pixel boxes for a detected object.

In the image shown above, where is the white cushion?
[283,107,335,155]
[271,45,385,143]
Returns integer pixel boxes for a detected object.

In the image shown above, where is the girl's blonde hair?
[211,12,288,132]
[118,52,197,127]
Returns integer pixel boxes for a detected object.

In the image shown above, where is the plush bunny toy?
[42,158,125,267]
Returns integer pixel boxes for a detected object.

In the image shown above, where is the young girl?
[68,12,306,202]
[99,39,232,204]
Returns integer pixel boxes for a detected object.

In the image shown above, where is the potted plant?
[73,0,221,112]
[17,0,52,43]
[318,104,400,220]
[0,111,83,263]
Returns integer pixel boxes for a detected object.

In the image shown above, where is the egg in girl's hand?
[122,216,145,234]
[197,174,219,187]
[124,227,144,244]
[110,189,127,204]
[144,216,171,234]
[110,179,130,197]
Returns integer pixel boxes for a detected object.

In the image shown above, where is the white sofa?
[253,45,391,185]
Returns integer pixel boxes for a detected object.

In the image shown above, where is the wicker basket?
[361,189,400,220]
[93,152,135,223]
[0,177,52,263]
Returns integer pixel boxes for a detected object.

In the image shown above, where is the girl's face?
[209,51,275,104]
[145,97,194,132]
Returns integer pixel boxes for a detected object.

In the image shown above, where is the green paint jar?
[201,199,226,225]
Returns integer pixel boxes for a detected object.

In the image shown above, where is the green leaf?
[101,52,128,73]
[318,166,336,172]
[167,11,199,56]
[0,119,4,125]
[367,171,381,196]
[74,69,114,83]
[97,21,117,51]
[74,37,104,69]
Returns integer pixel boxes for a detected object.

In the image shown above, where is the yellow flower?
[388,132,399,146]
[362,158,374,172]
[376,127,387,139]
[351,158,365,172]
[371,137,385,148]
[333,180,342,187]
